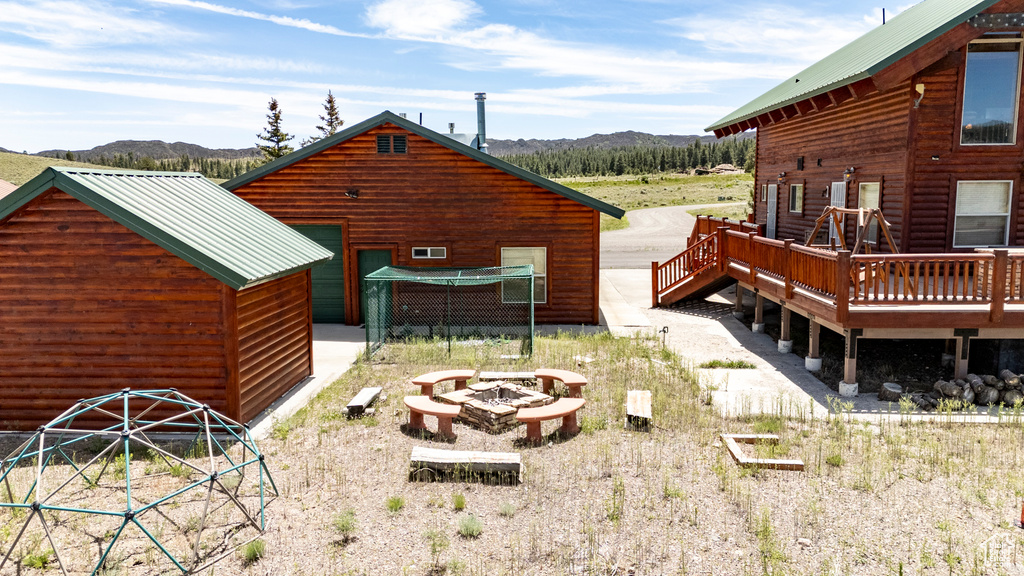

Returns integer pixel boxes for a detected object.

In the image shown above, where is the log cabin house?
[224,110,624,326]
[655,0,1024,392]
[0,167,333,430]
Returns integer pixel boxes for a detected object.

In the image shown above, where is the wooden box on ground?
[409,446,521,484]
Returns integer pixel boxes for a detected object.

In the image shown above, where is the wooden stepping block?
[720,434,804,471]
[409,446,521,483]
[625,390,652,430]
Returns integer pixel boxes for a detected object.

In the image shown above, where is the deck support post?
[839,329,862,397]
[805,320,822,371]
[778,306,792,353]
[953,329,978,380]
[752,293,765,333]
[733,286,745,319]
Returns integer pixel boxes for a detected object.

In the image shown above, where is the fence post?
[836,250,851,324]
[716,227,728,273]
[783,239,793,300]
[991,249,1007,323]
[748,231,758,285]
[651,260,659,308]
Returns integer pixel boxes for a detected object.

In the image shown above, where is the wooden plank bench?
[535,368,588,398]
[404,396,462,440]
[516,397,585,444]
[409,446,521,483]
[625,390,652,430]
[478,371,536,382]
[345,386,382,417]
[411,369,477,398]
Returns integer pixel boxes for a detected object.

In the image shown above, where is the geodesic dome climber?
[0,389,277,575]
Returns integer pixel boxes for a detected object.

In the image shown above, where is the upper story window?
[961,39,1022,145]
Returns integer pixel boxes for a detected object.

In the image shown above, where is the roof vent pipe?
[475,92,488,154]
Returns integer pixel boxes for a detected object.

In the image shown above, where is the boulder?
[878,382,903,402]
[976,386,1001,406]
[1001,389,1023,406]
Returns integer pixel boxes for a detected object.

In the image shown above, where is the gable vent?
[376,134,408,154]
[393,135,407,154]
[376,135,390,153]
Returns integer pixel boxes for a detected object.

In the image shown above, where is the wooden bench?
[411,369,477,398]
[404,396,462,440]
[409,446,521,483]
[345,386,382,417]
[535,368,588,398]
[515,397,585,444]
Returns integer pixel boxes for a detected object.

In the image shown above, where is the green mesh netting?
[363,266,534,357]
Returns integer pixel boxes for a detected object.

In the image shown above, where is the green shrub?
[332,509,357,541]
[699,359,757,369]
[457,514,483,538]
[240,539,266,566]
[22,549,53,569]
[452,493,466,511]
[386,495,405,513]
[498,502,516,518]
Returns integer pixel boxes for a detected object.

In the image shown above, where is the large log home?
[224,110,624,326]
[655,0,1024,392]
[0,168,332,430]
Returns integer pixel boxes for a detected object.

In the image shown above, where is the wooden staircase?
[652,216,761,307]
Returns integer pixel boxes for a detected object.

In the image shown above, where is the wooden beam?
[713,128,727,139]
[794,99,815,115]
[848,78,877,99]
[828,86,854,107]
[810,93,832,112]
[721,434,804,472]
[768,109,785,123]
[409,446,522,483]
[757,112,774,126]
[781,104,799,119]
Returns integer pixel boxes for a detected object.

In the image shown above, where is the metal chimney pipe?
[474,92,488,154]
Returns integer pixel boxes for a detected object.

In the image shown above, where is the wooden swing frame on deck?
[805,206,916,294]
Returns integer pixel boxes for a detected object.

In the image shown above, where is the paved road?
[600,203,743,268]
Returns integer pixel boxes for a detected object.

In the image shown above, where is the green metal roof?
[223,111,626,219]
[706,0,999,132]
[1,167,333,290]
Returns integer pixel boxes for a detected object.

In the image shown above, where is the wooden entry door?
[766,184,778,239]
[357,249,394,325]
[830,182,847,245]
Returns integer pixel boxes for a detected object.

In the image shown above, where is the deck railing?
[688,215,761,247]
[654,225,1021,327]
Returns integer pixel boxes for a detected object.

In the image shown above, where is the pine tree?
[256,97,294,160]
[303,91,344,146]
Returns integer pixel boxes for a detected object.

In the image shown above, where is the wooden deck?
[654,217,1024,385]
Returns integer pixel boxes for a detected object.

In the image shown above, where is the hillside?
[36,140,261,162]
[0,151,109,186]
[487,130,753,156]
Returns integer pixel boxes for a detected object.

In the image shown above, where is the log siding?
[231,124,599,324]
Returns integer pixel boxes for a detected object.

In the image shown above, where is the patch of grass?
[580,414,609,434]
[452,493,466,511]
[386,495,405,513]
[606,476,626,523]
[600,213,630,232]
[22,548,53,569]
[0,151,108,186]
[240,539,266,566]
[698,359,757,369]
[751,416,783,434]
[498,502,516,518]
[457,514,483,538]
[825,453,844,467]
[424,528,449,570]
[559,172,753,214]
[687,203,750,221]
[332,509,357,542]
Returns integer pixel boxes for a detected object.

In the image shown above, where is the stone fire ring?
[439,382,553,433]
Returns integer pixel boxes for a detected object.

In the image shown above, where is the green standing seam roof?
[706,0,999,132]
[0,167,334,290]
[222,111,626,219]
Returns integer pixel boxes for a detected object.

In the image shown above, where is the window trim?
[857,181,882,245]
[760,184,767,202]
[376,134,408,154]
[788,183,804,214]
[952,180,1012,248]
[959,38,1023,147]
[500,246,547,304]
[411,246,447,259]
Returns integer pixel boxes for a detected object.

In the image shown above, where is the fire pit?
[439,382,553,433]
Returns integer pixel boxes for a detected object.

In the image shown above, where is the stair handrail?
[652,230,721,307]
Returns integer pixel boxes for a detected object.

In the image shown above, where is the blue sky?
[0,0,903,152]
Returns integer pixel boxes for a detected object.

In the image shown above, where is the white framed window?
[961,39,1022,145]
[761,184,767,202]
[412,247,446,259]
[858,182,881,244]
[953,180,1012,247]
[788,184,804,213]
[501,247,546,304]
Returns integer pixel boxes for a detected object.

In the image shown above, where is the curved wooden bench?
[516,398,585,444]
[404,396,462,440]
[535,368,588,398]
[411,369,477,398]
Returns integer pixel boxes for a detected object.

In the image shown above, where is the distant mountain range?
[11,130,753,162]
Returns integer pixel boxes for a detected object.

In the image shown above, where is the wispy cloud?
[146,0,375,38]
[0,0,190,48]
[366,0,480,37]
[662,4,893,64]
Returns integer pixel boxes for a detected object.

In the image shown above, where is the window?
[858,182,880,244]
[961,40,1022,145]
[501,247,546,304]
[412,247,446,259]
[761,184,767,202]
[954,181,1011,247]
[376,134,408,154]
[788,184,803,213]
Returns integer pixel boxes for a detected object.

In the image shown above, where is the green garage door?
[291,225,345,323]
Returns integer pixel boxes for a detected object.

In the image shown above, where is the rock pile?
[879,369,1024,411]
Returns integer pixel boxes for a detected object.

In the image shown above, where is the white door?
[829,181,847,246]
[766,184,778,239]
